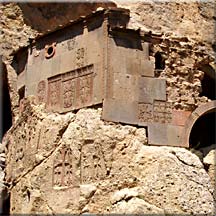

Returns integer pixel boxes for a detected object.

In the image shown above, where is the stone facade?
[12,8,216,148]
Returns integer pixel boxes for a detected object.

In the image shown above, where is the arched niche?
[182,101,216,148]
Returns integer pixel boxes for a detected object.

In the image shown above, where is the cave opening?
[0,62,12,142]
[189,111,216,151]
[199,64,216,100]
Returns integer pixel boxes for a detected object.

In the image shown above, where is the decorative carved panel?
[37,80,46,103]
[48,77,61,109]
[81,143,106,184]
[62,79,76,108]
[138,101,172,124]
[138,103,153,122]
[153,101,172,124]
[47,64,94,112]
[76,48,85,68]
[53,147,76,188]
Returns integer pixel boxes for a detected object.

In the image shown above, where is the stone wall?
[148,33,214,111]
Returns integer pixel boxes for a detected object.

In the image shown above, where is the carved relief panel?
[37,80,47,103]
[81,143,106,184]
[76,48,85,68]
[77,74,93,107]
[47,64,94,112]
[153,101,172,124]
[62,79,76,109]
[138,103,153,122]
[138,101,172,124]
[53,146,78,188]
[48,77,61,109]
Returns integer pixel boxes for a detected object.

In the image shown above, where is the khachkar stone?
[53,146,77,188]
[12,7,215,148]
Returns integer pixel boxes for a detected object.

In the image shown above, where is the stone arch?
[182,100,216,148]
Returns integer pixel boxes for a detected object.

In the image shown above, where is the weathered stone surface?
[202,145,216,201]
[115,1,216,46]
[111,196,165,214]
[203,148,216,166]
[4,104,215,214]
[18,2,116,32]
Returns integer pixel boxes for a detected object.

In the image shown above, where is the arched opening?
[189,111,216,150]
[0,62,12,141]
[199,64,216,100]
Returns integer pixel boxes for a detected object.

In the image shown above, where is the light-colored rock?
[0,144,5,154]
[203,149,216,166]
[4,106,215,214]
[80,184,97,199]
[111,187,139,204]
[0,171,5,181]
[114,1,216,46]
[111,197,165,214]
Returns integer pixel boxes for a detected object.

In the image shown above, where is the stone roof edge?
[10,7,129,56]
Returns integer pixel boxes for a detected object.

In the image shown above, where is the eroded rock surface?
[4,100,215,214]
[115,1,216,47]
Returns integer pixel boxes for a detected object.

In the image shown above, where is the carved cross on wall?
[53,147,74,187]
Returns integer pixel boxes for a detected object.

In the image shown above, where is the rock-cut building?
[12,8,216,148]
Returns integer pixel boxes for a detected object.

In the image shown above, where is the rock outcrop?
[115,0,216,47]
[3,99,215,214]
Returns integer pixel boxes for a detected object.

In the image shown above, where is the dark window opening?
[1,63,12,142]
[155,52,165,77]
[199,64,216,100]
[155,52,165,70]
[45,43,56,59]
[189,111,216,151]
[47,46,54,55]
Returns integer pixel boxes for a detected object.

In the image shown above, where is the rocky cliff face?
[0,1,216,214]
[115,0,216,47]
[3,99,215,214]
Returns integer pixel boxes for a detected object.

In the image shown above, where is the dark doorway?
[0,62,12,141]
[154,52,165,77]
[155,52,165,71]
[189,111,216,149]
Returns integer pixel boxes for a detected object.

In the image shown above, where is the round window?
[45,43,56,59]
